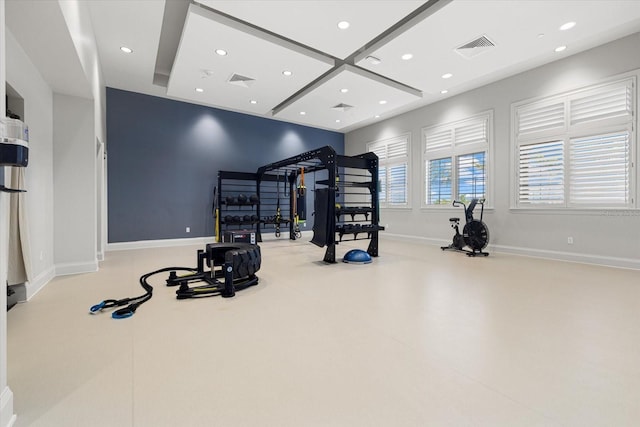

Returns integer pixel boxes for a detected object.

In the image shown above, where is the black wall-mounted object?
[0,139,29,167]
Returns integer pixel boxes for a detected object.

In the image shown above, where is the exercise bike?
[441,198,489,257]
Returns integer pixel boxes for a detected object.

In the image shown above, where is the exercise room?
[1,1,639,426]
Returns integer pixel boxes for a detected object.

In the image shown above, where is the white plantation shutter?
[455,119,487,147]
[517,102,565,137]
[457,152,486,199]
[518,141,564,204]
[569,132,629,205]
[378,165,387,202]
[425,128,452,152]
[422,111,492,206]
[368,142,387,161]
[570,81,632,126]
[514,76,635,208]
[388,164,407,204]
[368,134,410,206]
[387,138,408,159]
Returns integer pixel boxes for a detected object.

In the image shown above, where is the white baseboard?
[491,244,640,270]
[55,260,99,276]
[382,233,640,270]
[1,386,16,427]
[106,232,316,250]
[26,265,55,300]
[107,236,215,252]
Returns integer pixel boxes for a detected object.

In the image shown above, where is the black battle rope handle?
[89,267,196,319]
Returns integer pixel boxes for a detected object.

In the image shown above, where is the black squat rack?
[216,146,384,263]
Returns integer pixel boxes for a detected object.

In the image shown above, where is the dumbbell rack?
[217,170,292,242]
[216,171,260,241]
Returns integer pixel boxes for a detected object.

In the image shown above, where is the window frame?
[511,73,637,211]
[421,110,494,209]
[367,132,411,209]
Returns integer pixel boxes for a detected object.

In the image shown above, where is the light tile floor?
[7,237,640,426]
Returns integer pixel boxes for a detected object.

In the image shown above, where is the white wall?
[346,33,640,269]
[0,0,15,424]
[5,30,55,297]
[57,0,107,260]
[53,94,97,273]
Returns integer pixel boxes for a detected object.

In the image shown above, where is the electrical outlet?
[567,237,573,244]
[186,227,190,233]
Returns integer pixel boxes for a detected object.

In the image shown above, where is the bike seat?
[449,217,460,222]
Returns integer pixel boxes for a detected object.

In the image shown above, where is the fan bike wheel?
[463,220,489,251]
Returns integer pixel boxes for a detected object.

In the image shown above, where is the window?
[513,77,636,208]
[367,134,410,207]
[422,111,492,206]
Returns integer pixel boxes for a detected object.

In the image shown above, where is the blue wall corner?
[107,88,344,243]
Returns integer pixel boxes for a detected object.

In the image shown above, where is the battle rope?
[89,266,196,319]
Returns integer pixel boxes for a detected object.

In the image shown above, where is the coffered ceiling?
[8,0,640,133]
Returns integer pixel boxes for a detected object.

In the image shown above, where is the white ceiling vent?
[227,74,256,88]
[331,103,354,112]
[455,35,496,59]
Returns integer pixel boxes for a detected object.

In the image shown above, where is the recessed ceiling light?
[335,119,341,123]
[442,73,453,79]
[337,21,350,30]
[379,100,387,105]
[401,53,413,60]
[366,56,381,65]
[440,89,448,94]
[555,45,567,52]
[300,111,306,115]
[340,88,349,93]
[559,21,576,31]
[215,49,227,56]
[282,70,292,76]
[374,115,380,118]
[120,46,133,54]
[250,100,257,104]
[537,33,545,39]
[195,88,204,93]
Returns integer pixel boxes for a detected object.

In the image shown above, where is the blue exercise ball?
[342,249,372,264]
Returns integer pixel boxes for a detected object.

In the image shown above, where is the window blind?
[517,102,565,137]
[458,152,486,200]
[518,141,564,204]
[455,119,487,147]
[569,132,629,205]
[570,81,632,126]
[378,166,387,202]
[388,164,407,204]
[387,139,408,159]
[425,128,452,151]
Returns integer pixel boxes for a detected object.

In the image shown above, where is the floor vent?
[455,35,496,59]
[228,74,255,88]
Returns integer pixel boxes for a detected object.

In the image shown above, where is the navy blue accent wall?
[107,88,344,243]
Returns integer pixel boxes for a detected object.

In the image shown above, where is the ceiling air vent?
[455,35,496,59]
[227,74,255,88]
[331,103,354,112]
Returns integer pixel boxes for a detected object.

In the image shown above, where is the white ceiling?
[167,4,335,116]
[8,1,640,133]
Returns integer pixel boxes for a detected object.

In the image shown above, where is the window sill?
[380,205,413,211]
[420,205,494,213]
[509,207,640,216]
